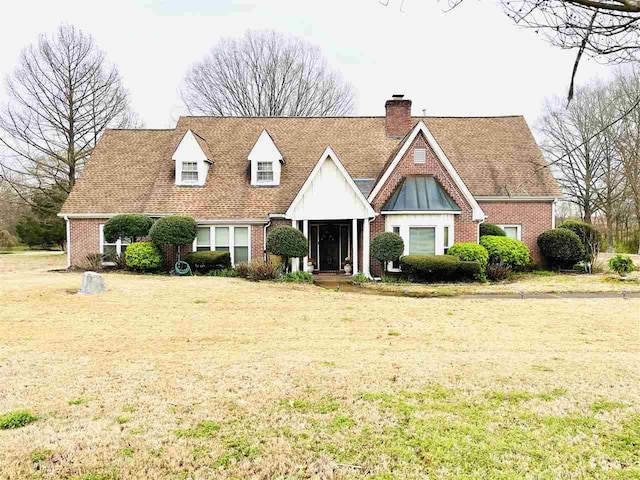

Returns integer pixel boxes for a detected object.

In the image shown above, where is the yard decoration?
[479,223,506,237]
[149,216,198,275]
[266,226,308,273]
[609,254,635,278]
[558,220,601,273]
[125,242,162,272]
[480,235,530,269]
[371,232,404,274]
[537,229,584,270]
[446,243,489,281]
[103,214,153,243]
[79,271,107,294]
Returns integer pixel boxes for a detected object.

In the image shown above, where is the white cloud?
[0,0,612,129]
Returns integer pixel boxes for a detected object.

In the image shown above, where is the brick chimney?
[385,94,412,138]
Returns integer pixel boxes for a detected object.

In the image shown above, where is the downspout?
[477,216,487,244]
[367,216,375,279]
[263,220,271,262]
[63,215,71,269]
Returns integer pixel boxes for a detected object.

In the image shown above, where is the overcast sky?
[1,0,612,129]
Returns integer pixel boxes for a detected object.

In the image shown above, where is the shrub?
[266,226,308,272]
[609,255,635,276]
[480,236,530,268]
[235,261,250,278]
[247,259,282,281]
[371,232,404,273]
[486,261,512,281]
[0,410,38,429]
[81,253,104,271]
[103,214,153,243]
[399,255,481,282]
[559,220,602,268]
[149,216,197,246]
[0,229,18,249]
[537,229,584,270]
[208,268,238,277]
[350,272,371,285]
[183,251,231,273]
[446,243,489,281]
[480,223,506,237]
[125,242,162,272]
[281,271,314,283]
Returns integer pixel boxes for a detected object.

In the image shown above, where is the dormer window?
[172,130,212,187]
[256,162,274,183]
[249,129,283,186]
[181,162,198,183]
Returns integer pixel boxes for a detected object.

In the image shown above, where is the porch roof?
[382,175,461,212]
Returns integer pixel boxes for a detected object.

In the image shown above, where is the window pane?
[234,227,248,246]
[182,162,198,182]
[215,227,229,247]
[257,162,274,182]
[409,227,435,255]
[216,246,230,253]
[234,246,249,263]
[443,226,450,248]
[504,227,518,239]
[392,227,401,268]
[197,227,210,246]
[103,245,117,262]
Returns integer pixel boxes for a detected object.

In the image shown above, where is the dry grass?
[0,253,639,479]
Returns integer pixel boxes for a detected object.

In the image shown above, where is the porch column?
[291,219,299,272]
[352,218,358,274]
[363,218,371,278]
[302,219,309,272]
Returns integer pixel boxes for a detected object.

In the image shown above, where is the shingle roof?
[383,176,461,212]
[61,116,561,218]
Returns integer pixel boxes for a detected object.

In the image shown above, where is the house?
[59,94,561,276]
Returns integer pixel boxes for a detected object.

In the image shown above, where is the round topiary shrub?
[559,220,601,266]
[125,242,162,272]
[537,229,584,270]
[103,214,153,243]
[371,232,404,273]
[480,235,530,268]
[149,216,197,246]
[479,223,506,237]
[266,226,308,272]
[446,242,489,281]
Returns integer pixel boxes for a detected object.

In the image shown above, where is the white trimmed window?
[100,224,131,264]
[498,224,522,241]
[409,227,436,256]
[391,226,401,270]
[443,226,450,253]
[413,148,426,164]
[256,162,274,183]
[194,226,251,265]
[181,162,198,183]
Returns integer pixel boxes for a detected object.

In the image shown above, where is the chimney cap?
[391,94,405,99]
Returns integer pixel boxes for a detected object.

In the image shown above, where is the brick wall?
[68,218,102,267]
[369,133,479,276]
[479,201,554,262]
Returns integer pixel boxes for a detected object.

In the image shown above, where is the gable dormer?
[248,130,283,186]
[173,130,212,187]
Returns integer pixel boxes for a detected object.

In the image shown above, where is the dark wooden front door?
[319,225,340,271]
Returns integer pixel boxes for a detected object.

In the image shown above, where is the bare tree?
[538,87,607,222]
[0,24,137,206]
[612,68,640,253]
[181,30,355,117]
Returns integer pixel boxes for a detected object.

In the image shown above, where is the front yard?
[0,253,639,479]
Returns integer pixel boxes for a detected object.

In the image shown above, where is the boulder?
[79,271,107,294]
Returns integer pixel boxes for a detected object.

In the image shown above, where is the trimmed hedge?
[537,229,584,270]
[184,251,231,273]
[125,242,162,272]
[150,216,197,246]
[103,214,153,243]
[446,242,489,281]
[371,232,404,271]
[399,255,481,282]
[479,223,506,237]
[559,220,601,263]
[479,235,530,268]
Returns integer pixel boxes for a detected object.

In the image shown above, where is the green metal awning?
[382,176,461,212]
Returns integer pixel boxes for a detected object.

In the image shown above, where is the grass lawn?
[0,253,639,479]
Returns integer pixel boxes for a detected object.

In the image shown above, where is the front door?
[319,225,340,271]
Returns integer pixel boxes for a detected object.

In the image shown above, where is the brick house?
[59,94,561,276]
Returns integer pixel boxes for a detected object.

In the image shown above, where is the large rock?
[79,271,107,294]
